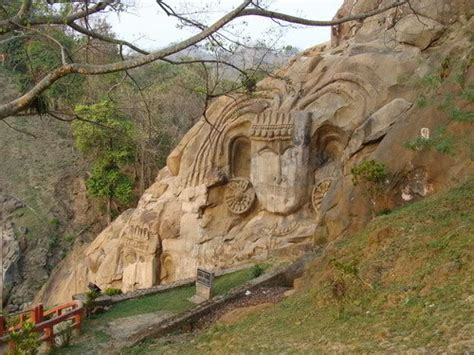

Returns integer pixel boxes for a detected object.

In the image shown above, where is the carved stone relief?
[250,111,312,215]
[224,178,256,215]
[312,179,334,216]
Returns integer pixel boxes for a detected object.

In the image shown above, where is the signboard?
[190,268,215,304]
[197,268,214,287]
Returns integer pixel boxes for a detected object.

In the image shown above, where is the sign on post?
[190,268,214,304]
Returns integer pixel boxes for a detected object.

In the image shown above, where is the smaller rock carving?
[312,179,333,215]
[224,178,256,214]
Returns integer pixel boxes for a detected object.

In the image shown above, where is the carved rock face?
[119,211,161,291]
[250,112,312,214]
[36,1,474,307]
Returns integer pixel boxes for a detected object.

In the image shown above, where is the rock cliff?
[37,0,474,306]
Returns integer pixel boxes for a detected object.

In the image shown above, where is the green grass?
[127,176,474,354]
[55,267,260,354]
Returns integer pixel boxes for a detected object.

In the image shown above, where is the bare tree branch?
[0,0,409,120]
[238,0,408,27]
[2,118,37,138]
[0,0,254,119]
[0,0,114,34]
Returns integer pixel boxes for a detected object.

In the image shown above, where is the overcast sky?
[109,0,344,51]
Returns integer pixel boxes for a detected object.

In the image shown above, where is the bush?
[251,264,264,278]
[53,321,73,350]
[7,322,41,355]
[104,288,123,296]
[85,290,100,317]
[351,160,389,217]
[351,160,387,186]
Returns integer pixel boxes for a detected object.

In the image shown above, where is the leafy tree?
[0,23,84,111]
[72,100,136,222]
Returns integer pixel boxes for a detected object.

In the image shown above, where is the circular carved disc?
[224,178,256,215]
[312,179,333,215]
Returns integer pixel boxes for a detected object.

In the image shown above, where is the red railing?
[0,301,84,351]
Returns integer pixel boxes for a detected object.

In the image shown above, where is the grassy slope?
[57,268,259,354]
[132,176,474,354]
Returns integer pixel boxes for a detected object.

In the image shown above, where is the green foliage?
[49,217,61,229]
[448,107,474,123]
[351,160,389,217]
[404,126,454,155]
[331,259,360,278]
[461,86,474,103]
[7,322,41,355]
[250,264,264,278]
[104,288,123,296]
[73,101,135,156]
[72,101,136,216]
[53,322,73,350]
[351,160,387,186]
[421,73,442,90]
[86,159,134,205]
[376,208,393,216]
[85,290,100,317]
[416,94,429,108]
[0,27,84,105]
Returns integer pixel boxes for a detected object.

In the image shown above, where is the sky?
[108,0,345,52]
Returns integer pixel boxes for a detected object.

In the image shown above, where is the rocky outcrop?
[37,0,474,306]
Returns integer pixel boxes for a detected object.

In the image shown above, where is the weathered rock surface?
[37,0,474,306]
[394,14,445,50]
[0,220,21,304]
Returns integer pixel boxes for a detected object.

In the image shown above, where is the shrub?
[351,160,389,217]
[351,160,387,186]
[104,288,123,296]
[251,264,264,278]
[85,290,100,317]
[7,322,41,355]
[53,321,73,350]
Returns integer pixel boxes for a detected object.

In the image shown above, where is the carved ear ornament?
[311,178,334,215]
[224,178,256,215]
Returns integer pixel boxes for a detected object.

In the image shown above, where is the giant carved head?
[250,111,312,214]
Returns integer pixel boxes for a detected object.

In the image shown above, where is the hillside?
[128,175,474,353]
[0,68,107,310]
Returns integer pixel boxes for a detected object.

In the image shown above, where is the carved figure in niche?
[160,253,175,283]
[224,178,256,215]
[250,111,312,215]
[230,136,251,178]
[312,179,333,216]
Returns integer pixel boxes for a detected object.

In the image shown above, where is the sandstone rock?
[37,1,474,307]
[1,222,21,304]
[394,14,445,50]
[347,98,413,156]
